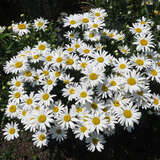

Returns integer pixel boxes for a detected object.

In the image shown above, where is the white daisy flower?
[33,17,48,31]
[21,92,38,111]
[32,131,48,148]
[3,122,19,141]
[73,123,91,140]
[12,21,30,36]
[90,8,107,20]
[151,93,160,111]
[76,85,93,104]
[133,33,155,52]
[147,63,160,83]
[49,100,65,117]
[32,108,54,130]
[34,41,51,53]
[86,111,108,134]
[36,89,55,106]
[81,65,105,87]
[112,57,131,74]
[57,108,78,129]
[129,22,150,35]
[62,83,78,101]
[117,103,141,132]
[3,56,28,74]
[130,53,152,71]
[10,76,24,90]
[118,45,130,55]
[96,81,113,99]
[9,88,26,104]
[49,126,67,142]
[5,103,19,118]
[83,30,101,41]
[64,30,79,41]
[63,14,80,28]
[122,70,146,94]
[85,132,106,152]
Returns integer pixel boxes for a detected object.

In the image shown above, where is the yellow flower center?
[80,91,87,98]
[141,21,146,25]
[56,129,62,134]
[151,70,158,76]
[39,134,46,141]
[66,58,74,65]
[102,108,108,112]
[92,138,99,145]
[95,12,100,16]
[26,98,33,105]
[122,49,127,53]
[76,107,82,113]
[15,81,21,87]
[136,59,144,66]
[91,102,98,110]
[97,57,104,63]
[69,88,75,94]
[127,77,136,85]
[105,116,111,123]
[38,114,47,123]
[9,128,15,134]
[33,55,39,59]
[37,21,44,27]
[80,126,87,133]
[43,70,49,76]
[67,48,73,52]
[92,117,100,125]
[93,24,98,28]
[137,91,144,96]
[82,18,89,23]
[69,33,74,38]
[55,71,61,77]
[101,85,108,92]
[9,105,16,112]
[123,110,132,118]
[113,100,120,107]
[46,56,53,62]
[64,115,71,122]
[52,106,59,113]
[89,73,98,80]
[14,61,23,68]
[47,79,53,85]
[18,24,26,29]
[89,33,94,38]
[83,49,90,54]
[14,92,21,98]
[38,44,46,50]
[42,93,49,100]
[25,71,32,77]
[22,110,27,116]
[140,39,148,46]
[56,57,63,63]
[154,98,159,105]
[135,28,142,33]
[110,80,117,86]
[70,20,76,25]
[81,62,87,68]
[64,80,70,84]
[109,33,114,38]
[35,106,40,110]
[75,44,80,49]
[119,64,126,69]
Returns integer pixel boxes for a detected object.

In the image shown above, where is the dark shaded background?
[0,0,83,26]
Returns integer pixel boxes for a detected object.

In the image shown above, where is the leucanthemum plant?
[3,7,160,152]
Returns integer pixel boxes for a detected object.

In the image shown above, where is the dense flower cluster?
[3,8,160,152]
